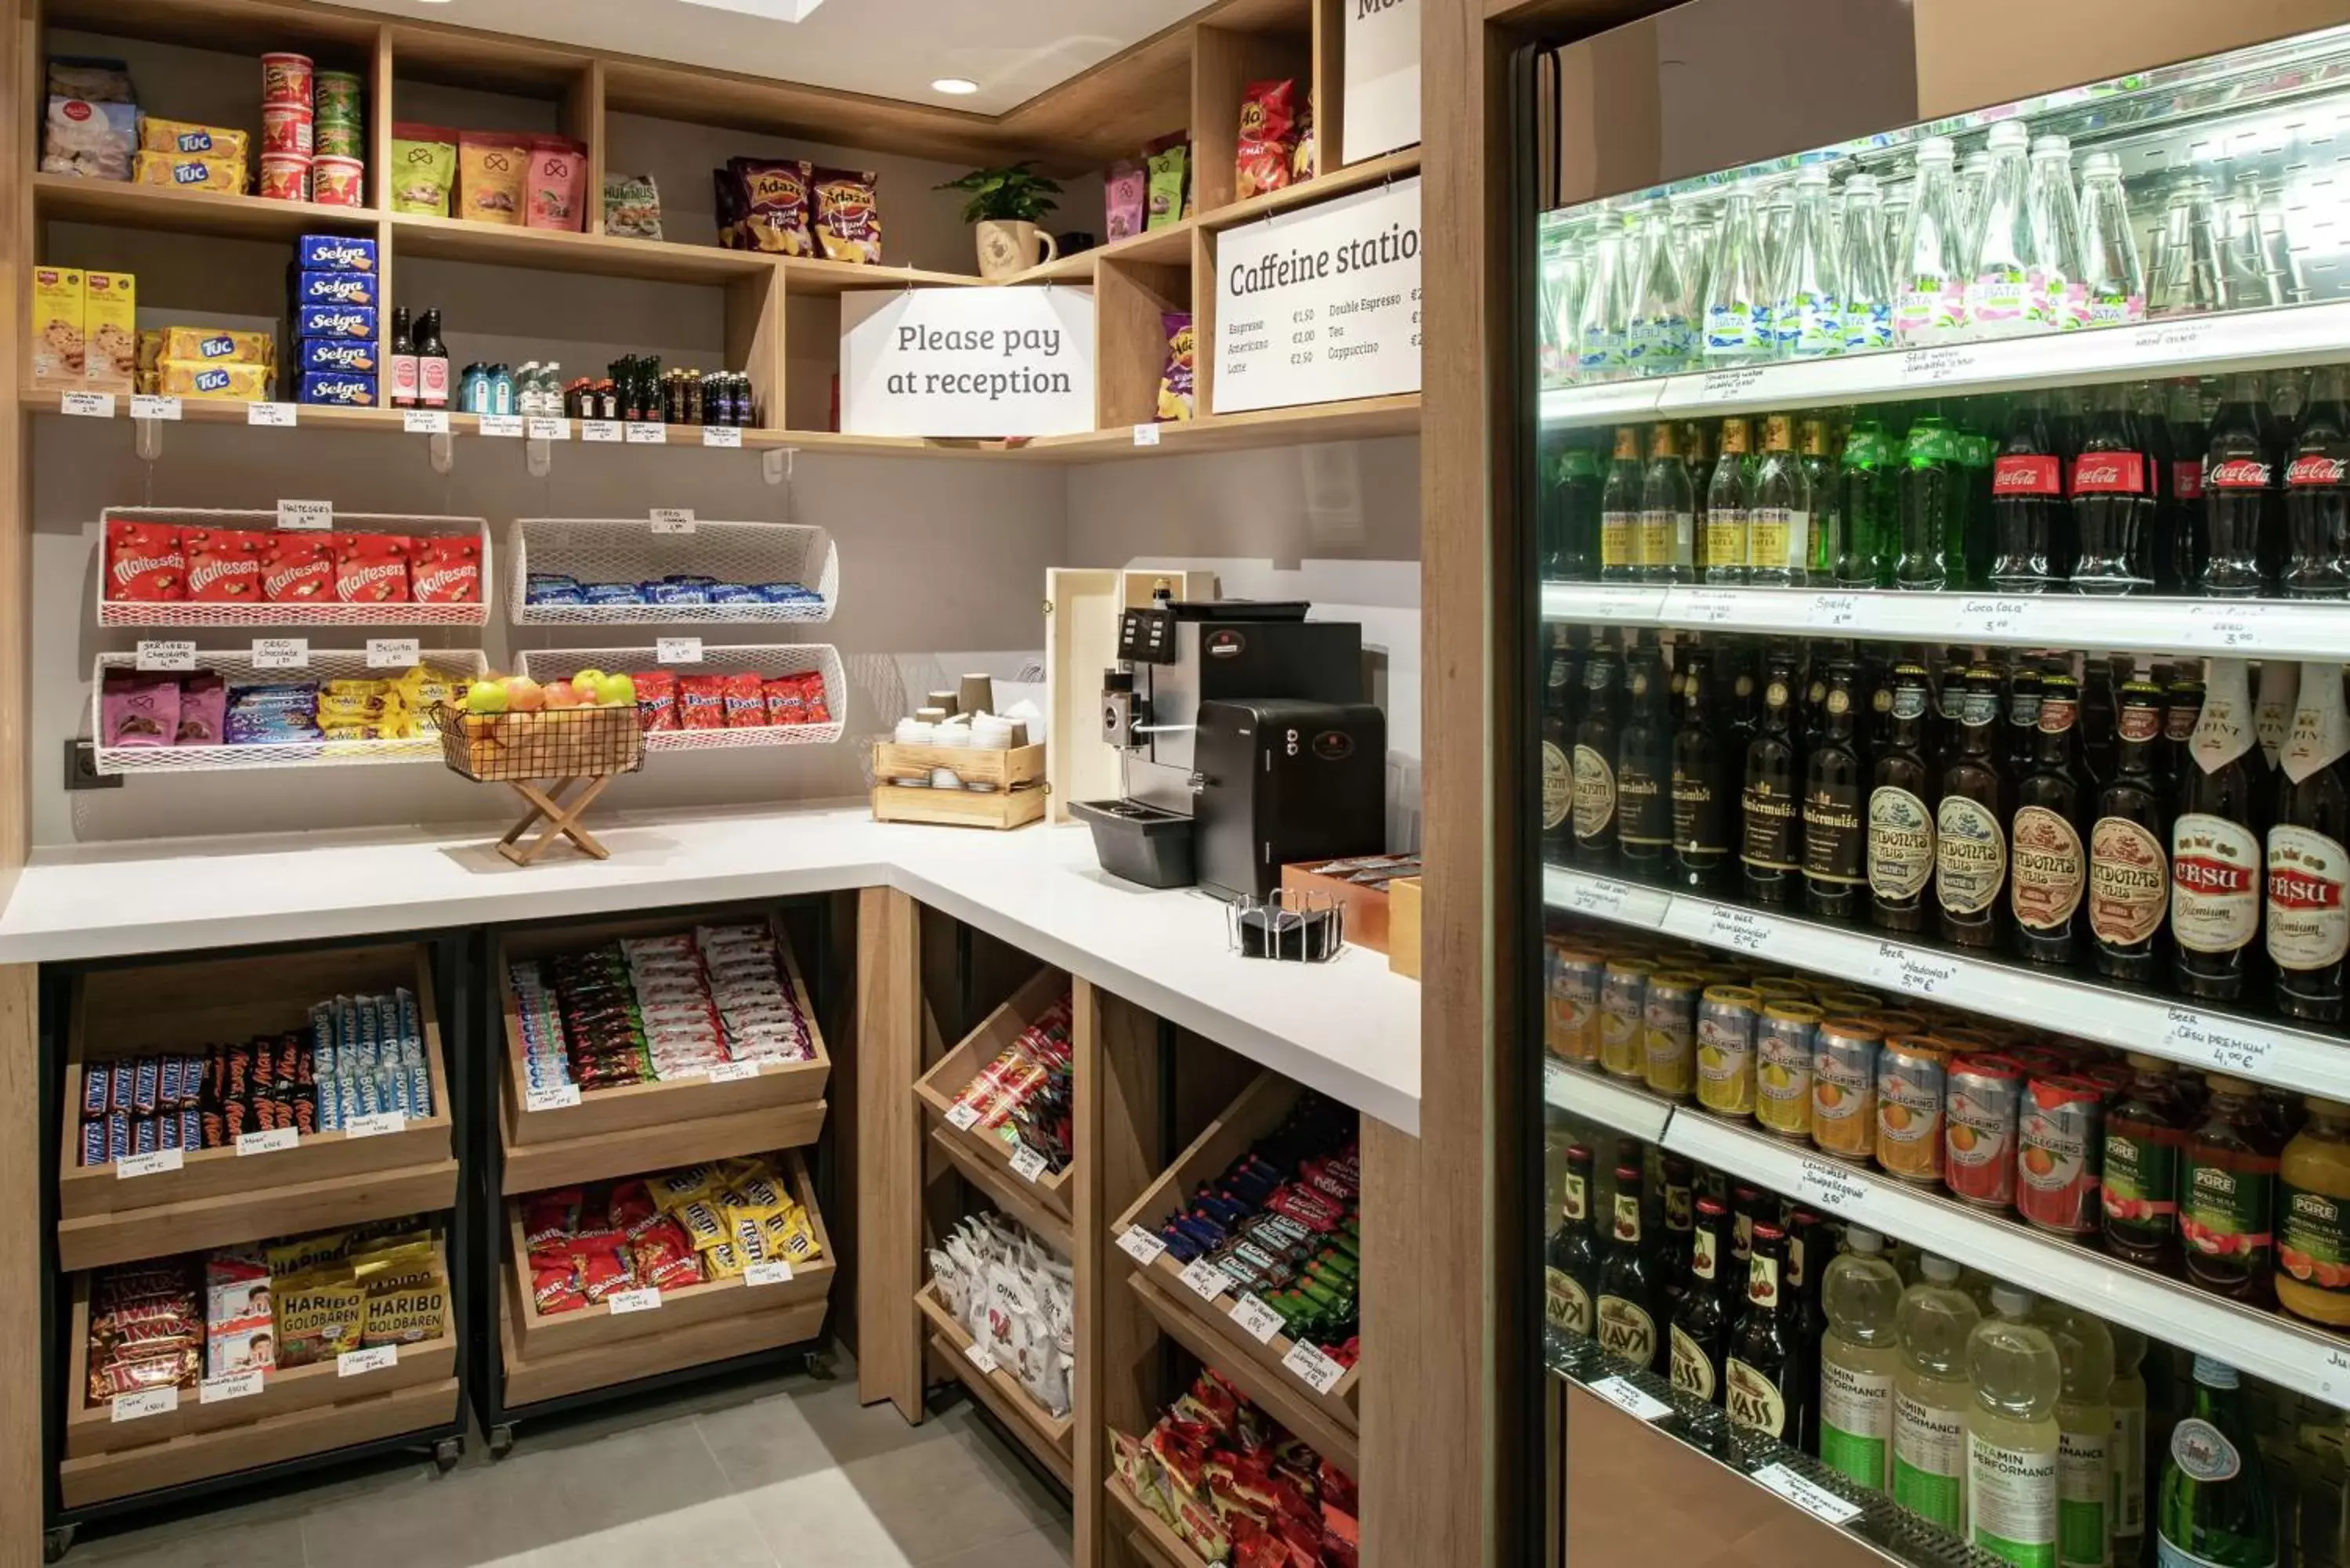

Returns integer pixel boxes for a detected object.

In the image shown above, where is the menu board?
[1213,178,1422,415]
[1343,0,1420,163]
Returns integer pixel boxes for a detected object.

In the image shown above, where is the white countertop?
[0,805,1422,1132]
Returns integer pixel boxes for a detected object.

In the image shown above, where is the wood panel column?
[854,886,924,1421]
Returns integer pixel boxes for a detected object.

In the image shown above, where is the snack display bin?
[96,508,495,629]
[506,516,839,627]
[89,649,490,776]
[914,1277,1075,1487]
[515,644,848,751]
[1105,1469,1215,1568]
[912,965,1075,1240]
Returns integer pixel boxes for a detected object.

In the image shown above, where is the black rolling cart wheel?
[489,1424,517,1460]
[43,1526,74,1564]
[433,1434,465,1472]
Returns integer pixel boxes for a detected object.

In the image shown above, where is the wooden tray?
[913,966,1073,1227]
[1112,1072,1362,1434]
[872,741,1047,830]
[57,943,458,1272]
[1104,1472,1213,1568]
[504,1149,834,1364]
[499,1271,826,1409]
[1126,1272,1358,1473]
[496,910,830,1192]
[914,1278,1074,1485]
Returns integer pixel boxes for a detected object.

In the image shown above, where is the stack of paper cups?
[260,52,314,202]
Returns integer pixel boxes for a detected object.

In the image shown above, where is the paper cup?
[260,52,314,108]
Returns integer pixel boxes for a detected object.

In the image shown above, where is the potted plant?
[938,161,1064,279]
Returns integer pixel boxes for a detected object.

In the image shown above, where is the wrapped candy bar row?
[631,670,832,733]
[526,571,820,611]
[927,1211,1074,1418]
[522,1151,821,1314]
[101,665,465,750]
[105,517,482,605]
[945,989,1074,1175]
[1112,1368,1359,1568]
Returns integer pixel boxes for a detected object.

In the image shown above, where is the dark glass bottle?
[413,308,450,411]
[1539,623,1578,867]
[1724,1221,1795,1441]
[2181,1074,2286,1306]
[2160,670,2207,805]
[2200,373,2274,598]
[2011,672,2087,967]
[1896,415,1958,591]
[2101,1053,2187,1271]
[1671,643,1734,891]
[1869,662,1937,935]
[2002,659,2044,783]
[1783,1209,1830,1456]
[1803,659,1867,921]
[2173,659,2265,1005]
[2155,1357,2279,1568]
[388,305,417,410]
[2162,378,2208,592]
[2071,381,2154,593]
[1545,1143,1600,1338]
[1545,435,1603,582]
[2283,364,2350,599]
[1600,425,1645,582]
[2268,659,2350,1022]
[1596,1162,1668,1375]
[2080,653,2119,789]
[2089,675,2172,985]
[1572,635,1625,870]
[1658,1153,1697,1319]
[1934,650,1972,778]
[1615,643,1675,880]
[1990,392,2063,591]
[1668,1196,1736,1405]
[1936,665,2010,951]
[1741,649,1803,909]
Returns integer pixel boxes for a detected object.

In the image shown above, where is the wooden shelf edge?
[1126,1271,1359,1474]
[1104,1474,1212,1568]
[926,1127,1075,1249]
[915,1281,1076,1460]
[1198,147,1423,233]
[56,1158,460,1273]
[499,1097,826,1194]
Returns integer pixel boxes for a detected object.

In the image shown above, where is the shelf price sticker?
[1117,1226,1168,1266]
[526,417,569,442]
[1563,874,1670,927]
[626,422,667,445]
[650,508,696,534]
[1958,597,2034,640]
[965,1340,998,1375]
[62,390,116,417]
[1180,1258,1231,1302]
[703,1060,761,1084]
[1808,593,1865,631]
[403,409,450,435]
[1867,941,1960,999]
[2132,321,2210,358]
[1898,347,1979,386]
[478,413,524,438]
[1587,1375,1672,1423]
[248,402,298,428]
[1008,1145,1051,1183]
[237,1126,299,1155]
[703,425,743,449]
[526,1083,581,1112]
[656,637,703,665]
[118,1148,183,1180]
[338,1345,398,1377]
[1675,589,1744,627]
[367,638,421,670]
[1132,423,1161,447]
[2186,603,2258,651]
[130,396,182,421]
[112,1387,178,1422]
[2161,1006,2274,1076]
[1797,1157,1870,1218]
[1579,586,1667,622]
[1753,1463,1864,1527]
[345,1111,407,1139]
[277,500,333,530]
[1231,1295,1287,1345]
[744,1260,795,1287]
[944,1101,982,1131]
[1282,1342,1346,1395]
[200,1369,264,1405]
[136,640,197,674]
[252,638,309,670]
[606,1287,662,1316]
[1705,905,1771,956]
[2321,1347,2350,1402]
[1694,366,1768,403]
[582,418,624,443]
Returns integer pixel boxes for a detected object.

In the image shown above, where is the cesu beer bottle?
[1990,394,2063,591]
[2072,383,2153,594]
[2173,658,2265,1004]
[2283,365,2350,600]
[2200,374,2274,598]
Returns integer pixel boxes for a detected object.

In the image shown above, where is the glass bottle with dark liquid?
[1869,663,1937,935]
[1724,1221,1796,1441]
[1741,649,1803,908]
[2173,658,2265,1004]
[1538,623,1578,866]
[2159,670,2206,804]
[1990,392,2063,591]
[1896,414,1958,591]
[1596,1162,1668,1375]
[1545,1143,1600,1338]
[1615,642,1675,880]
[2162,378,2207,591]
[2011,672,2087,967]
[1670,643,1734,891]
[2282,364,2350,600]
[2182,1073,2285,1306]
[2089,675,2171,985]
[1669,1195,1737,1405]
[1783,1209,1830,1454]
[2267,659,2350,1023]
[2070,381,2154,592]
[1658,1152,1697,1317]
[2001,658,2043,783]
[1546,435,1603,582]
[1936,664,2011,950]
[1572,634,1625,869]
[2200,373,2275,598]
[1802,659,1867,921]
[2101,1054,2186,1270]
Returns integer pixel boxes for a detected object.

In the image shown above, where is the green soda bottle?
[2154,1357,2277,1568]
[1838,415,1898,589]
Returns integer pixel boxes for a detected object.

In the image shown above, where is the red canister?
[261,52,314,108]
[1944,1052,2023,1209]
[2017,1072,2105,1236]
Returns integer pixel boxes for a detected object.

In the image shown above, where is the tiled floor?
[60,1363,1072,1568]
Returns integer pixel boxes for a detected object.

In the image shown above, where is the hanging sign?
[1343,0,1421,163]
[839,287,1096,438]
[1213,178,1422,414]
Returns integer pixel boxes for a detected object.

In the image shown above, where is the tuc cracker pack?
[31,266,85,389]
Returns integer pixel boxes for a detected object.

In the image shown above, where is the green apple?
[465,679,511,715]
[595,672,637,708]
[571,667,609,692]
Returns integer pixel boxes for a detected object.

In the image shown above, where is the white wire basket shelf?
[89,648,490,775]
[508,517,839,627]
[517,643,848,750]
[96,508,494,628]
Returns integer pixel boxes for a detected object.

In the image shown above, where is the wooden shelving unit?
[912,965,1074,1243]
[914,1280,1076,1487]
[1104,1474,1214,1568]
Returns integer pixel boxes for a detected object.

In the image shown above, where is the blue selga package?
[295,303,376,341]
[295,233,378,273]
[294,269,377,308]
[299,370,378,406]
[299,337,378,374]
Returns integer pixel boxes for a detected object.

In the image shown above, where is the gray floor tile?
[920,1526,1074,1568]
[67,1513,305,1568]
[516,1494,779,1568]
[830,1421,1060,1565]
[731,1467,918,1567]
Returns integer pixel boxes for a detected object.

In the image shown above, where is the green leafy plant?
[937,161,1062,224]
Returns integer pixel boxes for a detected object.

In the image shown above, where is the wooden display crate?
[56,943,458,1272]
[1104,1472,1213,1568]
[871,741,1047,831]
[914,1280,1074,1487]
[1127,1271,1358,1473]
[1112,1072,1361,1435]
[495,910,830,1193]
[913,965,1074,1232]
[503,1149,834,1367]
[498,1275,827,1409]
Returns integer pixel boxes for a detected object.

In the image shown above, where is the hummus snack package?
[388,123,458,216]
[603,172,663,240]
[811,167,882,263]
[457,130,529,225]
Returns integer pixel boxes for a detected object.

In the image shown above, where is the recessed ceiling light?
[931,78,979,96]
[678,0,826,19]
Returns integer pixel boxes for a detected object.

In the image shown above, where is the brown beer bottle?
[2269,660,2350,1022]
[2011,672,2088,967]
[1539,623,1578,866]
[2172,657,2265,1003]
[1869,663,1936,934]
[2088,674,2172,985]
[1616,640,1675,879]
[1802,659,1867,921]
[1936,664,2010,950]
[1572,632,1625,869]
[1670,643,1734,891]
[1741,646,1804,908]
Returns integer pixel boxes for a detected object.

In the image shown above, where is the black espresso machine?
[1070,598,1386,901]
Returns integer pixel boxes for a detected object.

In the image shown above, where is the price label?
[136,640,197,674]
[1798,1157,1870,1216]
[650,508,696,534]
[744,1260,795,1287]
[526,417,569,442]
[62,390,116,417]
[251,638,309,670]
[344,1111,406,1139]
[118,1149,183,1179]
[1705,905,1772,955]
[1133,423,1162,447]
[606,1286,663,1316]
[1870,941,1961,999]
[703,425,743,449]
[1118,1226,1168,1266]
[338,1345,398,1377]
[1808,593,1865,630]
[478,413,524,437]
[1231,1295,1286,1344]
[1561,875,1668,927]
[2132,322,2208,356]
[277,500,333,530]
[1753,1462,1864,1526]
[703,1060,761,1084]
[656,637,703,665]
[237,1126,299,1155]
[112,1388,178,1422]
[1588,1375,1673,1422]
[526,1083,581,1112]
[626,422,667,445]
[2186,604,2259,650]
[130,395,182,421]
[1282,1342,1346,1394]
[1581,587,1666,621]
[367,638,421,670]
[944,1101,982,1131]
[248,401,298,428]
[2321,1346,2350,1400]
[965,1340,998,1375]
[1180,1258,1231,1302]
[581,418,624,443]
[1898,346,1979,385]
[403,409,450,435]
[2161,1006,2275,1076]
[1958,597,2034,640]
[1677,589,1742,626]
[200,1369,264,1404]
[1008,1145,1050,1183]
[1695,366,1768,403]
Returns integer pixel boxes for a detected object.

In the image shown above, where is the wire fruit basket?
[516,644,847,750]
[508,517,837,627]
[97,508,494,627]
[432,702,645,865]
[89,649,487,775]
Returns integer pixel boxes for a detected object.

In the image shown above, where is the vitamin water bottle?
[1894,1253,1982,1532]
[2041,1303,2117,1567]
[1966,1285,2064,1568]
[2106,1325,2150,1568]
[1820,1225,1905,1490]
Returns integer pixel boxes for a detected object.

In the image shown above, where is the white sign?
[1231,1295,1286,1344]
[650,508,696,534]
[526,417,569,442]
[1217,179,1420,415]
[112,1388,178,1422]
[200,1370,264,1404]
[626,423,667,445]
[840,286,1097,439]
[367,638,421,670]
[1117,1226,1168,1266]
[1180,1258,1231,1302]
[607,1286,663,1315]
[130,395,182,421]
[656,638,703,665]
[964,1340,998,1375]
[703,425,743,449]
[1132,423,1160,447]
[526,1083,581,1112]
[345,1111,407,1138]
[1798,1158,1869,1216]
[1753,1463,1864,1526]
[703,1060,761,1084]
[237,1127,299,1155]
[1343,0,1420,164]
[277,500,333,530]
[338,1345,398,1376]
[1282,1341,1347,1394]
[944,1101,983,1132]
[118,1149,183,1179]
[135,641,196,674]
[1589,1375,1673,1422]
[2163,1006,2275,1076]
[251,638,309,670]
[403,409,450,435]
[248,402,298,428]
[479,414,524,438]
[745,1260,795,1287]
[582,419,624,443]
[62,390,115,417]
[1008,1145,1050,1183]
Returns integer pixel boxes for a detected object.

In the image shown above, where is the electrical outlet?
[65,740,121,790]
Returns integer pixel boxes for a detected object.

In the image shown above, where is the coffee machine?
[1071,598,1386,901]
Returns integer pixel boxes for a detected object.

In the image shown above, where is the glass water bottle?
[1966,119,2043,337]
[2077,151,2146,327]
[1895,139,1969,346]
[1775,167,1843,359]
[1702,182,1774,366]
[2025,134,2088,331]
[1840,174,1895,354]
[1626,198,1696,376]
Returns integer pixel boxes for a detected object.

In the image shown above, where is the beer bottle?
[1597,1162,1668,1375]
[1658,1152,1697,1318]
[1616,641,1674,880]
[1572,634,1625,869]
[1706,417,1755,584]
[2012,672,2088,967]
[1785,1209,1831,1454]
[1669,1195,1737,1404]
[1934,650,1972,777]
[2002,658,2044,782]
[1600,425,1645,582]
[1742,648,1804,908]
[1725,1221,1797,1441]
[2089,674,2172,985]
[1671,642,1734,891]
[1546,435,1603,582]
[1539,623,1578,866]
[1545,1143,1600,1338]
[2268,661,2350,1022]
[2160,668,2207,804]
[1937,664,2011,950]
[1641,422,1697,584]
[1751,414,1813,587]
[1870,663,1938,934]
[2253,659,2298,782]
[2173,658,2265,1004]
[1803,659,1868,921]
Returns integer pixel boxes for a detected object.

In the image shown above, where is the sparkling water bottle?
[1538,227,1581,387]
[2076,151,2146,327]
[1702,181,1774,366]
[1840,174,1895,354]
[1775,168,1843,359]
[1895,139,1969,346]
[1966,119,2044,337]
[1574,204,1630,381]
[1955,149,1993,250]
[1625,198,1696,376]
[2026,134,2088,331]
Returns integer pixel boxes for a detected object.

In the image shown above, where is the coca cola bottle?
[1989,394,2062,591]
[2162,378,2207,591]
[2071,382,2153,594]
[2282,364,2350,599]
[2200,373,2274,598]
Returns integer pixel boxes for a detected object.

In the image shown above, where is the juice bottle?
[2182,1075,2287,1306]
[2040,1303,2116,1568]
[2155,1357,2277,1568]
[2102,1054,2189,1270]
[1894,1253,1982,1532]
[1967,1285,2064,1568]
[2107,1325,2150,1568]
[2277,1097,2350,1330]
[1820,1224,1905,1491]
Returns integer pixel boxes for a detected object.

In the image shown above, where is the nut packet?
[1104,161,1147,240]
[526,135,588,231]
[811,166,881,263]
[457,130,529,224]
[1144,143,1188,231]
[387,123,458,216]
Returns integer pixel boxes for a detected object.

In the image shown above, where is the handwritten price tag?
[1008,1145,1050,1183]
[1282,1342,1346,1394]
[656,637,703,665]
[1678,588,1742,626]
[703,1060,761,1084]
[1133,423,1162,446]
[526,417,569,442]
[1581,587,1666,621]
[112,1388,178,1422]
[1588,1375,1673,1422]
[2132,322,2208,356]
[1706,905,1771,955]
[345,1111,406,1139]
[403,409,450,435]
[1870,941,1960,999]
[2162,1007,2274,1075]
[117,1149,183,1179]
[1809,593,1864,630]
[277,500,333,530]
[1753,1462,1863,1526]
[944,1101,982,1131]
[130,395,182,421]
[703,425,743,449]
[626,422,667,445]
[2187,605,2259,650]
[136,641,196,674]
[1899,347,1979,385]
[251,638,308,670]
[1231,1295,1286,1344]
[1180,1258,1231,1302]
[248,402,298,428]
[62,391,115,417]
[965,1341,998,1375]
[745,1260,795,1287]
[1562,876,1668,927]
[478,414,524,437]
[1697,367,1767,402]
[1798,1157,1869,1216]
[1958,597,2034,639]
[582,419,624,443]
[650,508,696,534]
[526,1084,581,1112]
[237,1127,299,1155]
[367,638,421,670]
[200,1370,263,1404]
[1118,1226,1168,1266]
[338,1345,398,1376]
[606,1287,662,1316]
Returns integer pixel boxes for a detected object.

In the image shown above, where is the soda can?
[1864,1010,1929,1040]
[1600,959,1655,1081]
[1749,977,1813,1003]
[1810,1017,1882,1164]
[1875,1036,1949,1183]
[2017,1072,2104,1237]
[1696,985,1760,1118]
[1641,971,1704,1102]
[1815,988,1884,1013]
[1546,941,1604,1068]
[1756,1002,1824,1141]
[1946,1053,2025,1209]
